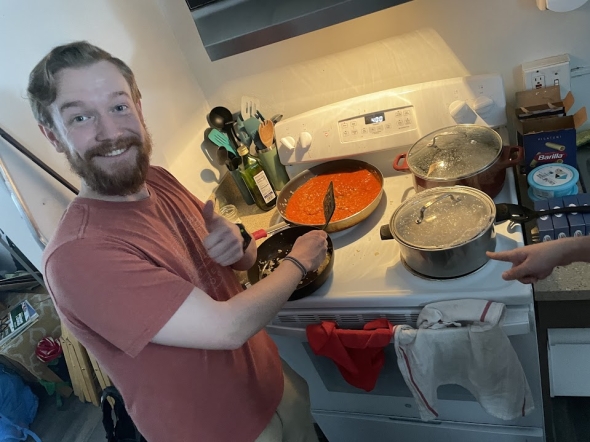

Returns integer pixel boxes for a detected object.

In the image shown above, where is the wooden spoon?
[258,120,275,149]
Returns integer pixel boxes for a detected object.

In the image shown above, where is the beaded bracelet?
[283,256,307,279]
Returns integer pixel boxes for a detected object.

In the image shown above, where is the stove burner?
[400,257,490,281]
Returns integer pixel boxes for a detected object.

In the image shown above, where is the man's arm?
[152,230,328,350]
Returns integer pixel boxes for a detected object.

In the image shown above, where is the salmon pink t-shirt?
[42,166,283,442]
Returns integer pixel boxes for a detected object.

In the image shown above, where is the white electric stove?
[269,75,545,442]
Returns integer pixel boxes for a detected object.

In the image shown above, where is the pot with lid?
[380,186,497,279]
[393,125,523,198]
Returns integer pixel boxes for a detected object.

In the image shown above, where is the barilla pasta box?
[534,200,554,242]
[515,86,587,173]
[561,195,586,237]
[575,193,590,235]
[547,197,569,239]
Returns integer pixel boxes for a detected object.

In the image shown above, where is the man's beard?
[63,131,152,196]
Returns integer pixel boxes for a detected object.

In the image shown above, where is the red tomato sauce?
[285,169,381,224]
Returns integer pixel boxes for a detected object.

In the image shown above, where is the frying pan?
[276,159,384,233]
[247,226,334,301]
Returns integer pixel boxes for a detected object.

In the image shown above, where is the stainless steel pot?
[380,186,496,279]
[277,159,384,233]
[392,125,523,199]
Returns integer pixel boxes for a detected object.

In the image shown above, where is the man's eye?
[114,104,129,112]
[71,115,88,123]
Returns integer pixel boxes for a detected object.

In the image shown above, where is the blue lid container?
[527,163,579,201]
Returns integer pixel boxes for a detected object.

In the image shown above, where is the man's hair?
[27,40,142,130]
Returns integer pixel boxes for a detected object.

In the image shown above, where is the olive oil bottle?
[237,144,277,211]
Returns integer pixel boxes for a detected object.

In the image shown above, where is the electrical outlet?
[522,54,571,94]
[533,74,545,89]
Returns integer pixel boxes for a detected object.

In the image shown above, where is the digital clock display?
[364,112,385,125]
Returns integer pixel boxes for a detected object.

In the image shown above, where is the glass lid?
[392,186,495,249]
[407,125,502,180]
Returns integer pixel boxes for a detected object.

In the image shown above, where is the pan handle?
[252,221,289,240]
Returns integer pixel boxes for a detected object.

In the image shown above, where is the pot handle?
[496,145,524,169]
[380,224,394,240]
[416,193,461,224]
[393,153,410,171]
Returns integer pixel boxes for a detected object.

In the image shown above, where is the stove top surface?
[283,166,532,309]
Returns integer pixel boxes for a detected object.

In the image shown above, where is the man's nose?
[95,114,123,141]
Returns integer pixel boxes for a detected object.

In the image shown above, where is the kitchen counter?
[514,167,590,302]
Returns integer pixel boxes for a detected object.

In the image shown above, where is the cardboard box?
[515,86,587,173]
[547,197,569,239]
[515,86,567,120]
[534,200,554,242]
[562,195,586,237]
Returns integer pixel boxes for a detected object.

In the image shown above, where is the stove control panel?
[275,74,508,165]
[338,106,417,143]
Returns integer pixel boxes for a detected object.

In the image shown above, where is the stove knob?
[472,95,495,115]
[449,100,477,124]
[280,136,296,150]
[299,131,313,149]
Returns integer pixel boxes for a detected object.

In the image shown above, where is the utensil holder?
[230,169,255,205]
[258,146,290,191]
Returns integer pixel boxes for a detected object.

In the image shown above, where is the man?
[487,236,590,284]
[28,41,328,442]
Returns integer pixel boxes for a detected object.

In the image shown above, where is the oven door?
[266,305,544,429]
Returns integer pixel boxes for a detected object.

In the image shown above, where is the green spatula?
[208,129,237,156]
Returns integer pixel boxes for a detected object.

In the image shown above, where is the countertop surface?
[515,159,590,303]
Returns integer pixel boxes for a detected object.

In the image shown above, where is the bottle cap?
[237,143,249,156]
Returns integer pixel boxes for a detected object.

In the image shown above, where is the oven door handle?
[266,306,531,339]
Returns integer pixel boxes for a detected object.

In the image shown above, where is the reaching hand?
[202,200,244,267]
[288,230,329,272]
[486,240,571,284]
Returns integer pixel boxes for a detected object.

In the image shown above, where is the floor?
[28,385,105,442]
[29,384,590,442]
[27,385,330,442]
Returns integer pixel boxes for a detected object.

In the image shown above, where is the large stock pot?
[380,186,497,279]
[393,125,523,199]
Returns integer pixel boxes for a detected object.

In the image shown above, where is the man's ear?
[38,125,64,153]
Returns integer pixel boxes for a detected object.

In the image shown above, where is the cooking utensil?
[322,181,335,231]
[277,159,384,233]
[258,120,275,149]
[208,129,237,156]
[393,125,523,199]
[270,114,283,124]
[247,225,334,301]
[209,106,240,150]
[380,186,496,279]
[252,222,290,240]
[495,203,590,224]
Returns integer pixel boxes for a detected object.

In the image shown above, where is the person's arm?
[487,236,590,284]
[152,229,328,350]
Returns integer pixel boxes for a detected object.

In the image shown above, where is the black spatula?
[495,203,590,224]
[322,182,336,231]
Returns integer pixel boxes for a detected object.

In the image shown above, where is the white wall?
[161,0,590,134]
[0,0,218,270]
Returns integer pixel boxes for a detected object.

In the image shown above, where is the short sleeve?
[44,238,194,357]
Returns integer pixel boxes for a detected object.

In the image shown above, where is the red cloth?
[306,318,393,391]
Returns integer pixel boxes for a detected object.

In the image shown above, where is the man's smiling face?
[47,60,152,196]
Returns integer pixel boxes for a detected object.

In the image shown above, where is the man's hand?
[288,230,329,272]
[486,240,570,284]
[202,200,244,266]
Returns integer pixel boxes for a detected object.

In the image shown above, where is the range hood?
[187,0,412,61]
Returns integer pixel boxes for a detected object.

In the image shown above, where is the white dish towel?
[393,299,534,421]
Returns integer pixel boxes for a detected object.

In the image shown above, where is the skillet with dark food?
[247,226,334,301]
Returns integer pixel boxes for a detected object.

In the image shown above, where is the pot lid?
[391,186,496,250]
[407,125,502,180]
